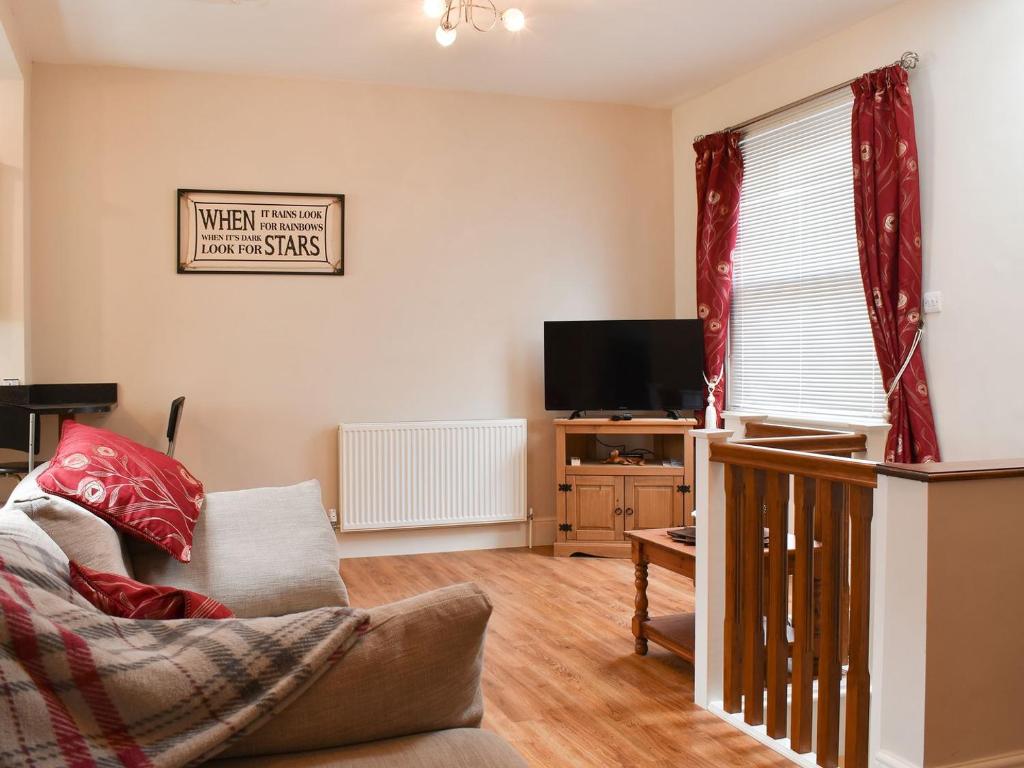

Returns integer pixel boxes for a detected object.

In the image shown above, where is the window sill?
[721,409,890,431]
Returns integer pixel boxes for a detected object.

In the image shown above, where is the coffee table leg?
[633,547,649,655]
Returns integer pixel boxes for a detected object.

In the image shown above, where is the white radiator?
[338,419,527,531]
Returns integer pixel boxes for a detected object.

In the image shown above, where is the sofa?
[0,465,526,768]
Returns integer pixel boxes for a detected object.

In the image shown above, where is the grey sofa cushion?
[130,479,347,617]
[208,729,527,768]
[7,462,134,576]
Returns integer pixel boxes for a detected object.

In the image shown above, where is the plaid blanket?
[0,513,368,767]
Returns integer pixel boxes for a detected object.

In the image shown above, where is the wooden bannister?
[712,441,876,485]
[711,433,877,768]
[741,423,869,457]
[744,422,851,439]
[738,433,867,457]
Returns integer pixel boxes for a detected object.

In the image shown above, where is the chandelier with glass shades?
[423,0,526,47]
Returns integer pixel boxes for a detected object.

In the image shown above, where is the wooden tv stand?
[553,417,697,558]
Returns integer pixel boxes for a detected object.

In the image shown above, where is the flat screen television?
[544,320,705,415]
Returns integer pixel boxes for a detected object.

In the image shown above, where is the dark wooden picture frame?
[177,189,345,276]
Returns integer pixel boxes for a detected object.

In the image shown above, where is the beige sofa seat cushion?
[7,462,134,576]
[220,583,493,759]
[207,729,526,768]
[130,480,348,617]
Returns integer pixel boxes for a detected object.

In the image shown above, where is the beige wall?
[672,0,1024,460]
[925,476,1024,766]
[27,64,675,540]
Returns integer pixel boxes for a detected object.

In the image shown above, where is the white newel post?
[869,474,929,768]
[693,427,733,708]
[720,411,767,440]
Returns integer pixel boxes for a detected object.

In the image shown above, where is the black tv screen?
[544,320,705,413]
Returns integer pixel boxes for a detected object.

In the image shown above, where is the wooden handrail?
[878,458,1024,482]
[744,422,848,439]
[711,441,877,488]
[737,433,867,456]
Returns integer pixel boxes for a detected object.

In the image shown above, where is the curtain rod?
[693,51,919,143]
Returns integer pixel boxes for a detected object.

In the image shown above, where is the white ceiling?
[9,0,903,107]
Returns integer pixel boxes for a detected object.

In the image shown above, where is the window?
[728,90,885,420]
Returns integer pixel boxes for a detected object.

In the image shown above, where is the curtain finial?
[899,51,919,70]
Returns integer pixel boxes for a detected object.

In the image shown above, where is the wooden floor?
[341,546,790,768]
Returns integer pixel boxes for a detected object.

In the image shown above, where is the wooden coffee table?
[625,528,696,662]
[626,527,820,665]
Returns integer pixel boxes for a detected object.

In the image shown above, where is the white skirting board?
[337,517,556,558]
[708,704,1024,768]
[874,751,1024,768]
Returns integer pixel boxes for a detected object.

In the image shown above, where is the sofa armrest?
[219,582,492,758]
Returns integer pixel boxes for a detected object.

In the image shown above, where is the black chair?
[166,397,186,458]
[0,405,41,481]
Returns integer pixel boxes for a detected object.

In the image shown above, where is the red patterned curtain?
[851,65,940,462]
[694,132,744,424]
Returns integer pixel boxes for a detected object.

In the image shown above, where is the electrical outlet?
[923,291,943,314]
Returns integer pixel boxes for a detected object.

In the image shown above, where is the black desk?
[0,383,118,470]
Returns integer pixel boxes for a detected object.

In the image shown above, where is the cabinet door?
[565,475,623,541]
[624,476,684,531]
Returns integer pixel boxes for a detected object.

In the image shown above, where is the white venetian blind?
[728,89,885,420]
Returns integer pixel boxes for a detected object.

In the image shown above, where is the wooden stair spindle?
[710,432,878,763]
[723,465,744,714]
[840,487,852,663]
[815,479,846,768]
[741,468,766,726]
[764,470,790,739]
[790,476,817,753]
[844,485,874,768]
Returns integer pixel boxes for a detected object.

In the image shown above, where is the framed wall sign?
[177,189,344,275]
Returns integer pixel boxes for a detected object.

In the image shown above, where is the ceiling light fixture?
[423,0,526,46]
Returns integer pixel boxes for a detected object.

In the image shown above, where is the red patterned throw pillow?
[38,422,204,562]
[70,562,233,620]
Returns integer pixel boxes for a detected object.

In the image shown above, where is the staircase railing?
[740,421,868,457]
[709,429,877,768]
